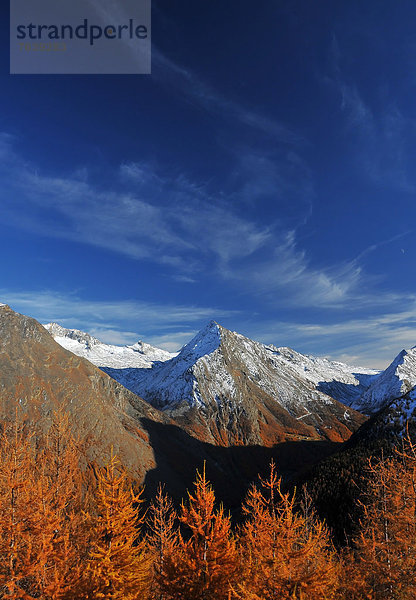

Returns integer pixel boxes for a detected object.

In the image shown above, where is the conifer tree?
[0,418,38,599]
[0,411,89,600]
[161,464,239,600]
[234,461,339,600]
[86,452,151,600]
[148,484,179,600]
[352,446,416,600]
[33,412,89,600]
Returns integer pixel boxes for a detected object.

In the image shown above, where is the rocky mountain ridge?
[0,305,165,479]
[0,305,348,505]
[44,322,175,369]
[352,346,416,414]
[47,319,368,445]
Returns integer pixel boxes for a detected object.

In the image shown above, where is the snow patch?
[354,347,416,414]
[44,323,175,370]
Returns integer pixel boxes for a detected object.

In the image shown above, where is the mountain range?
[46,319,416,424]
[1,303,416,506]
[45,319,376,446]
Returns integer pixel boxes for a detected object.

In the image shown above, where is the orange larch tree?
[234,461,339,600]
[148,484,179,600]
[0,411,89,600]
[86,452,151,600]
[33,412,89,600]
[160,464,239,600]
[0,418,39,600]
[352,445,416,600]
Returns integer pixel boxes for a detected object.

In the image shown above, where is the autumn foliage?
[234,461,339,600]
[344,441,416,600]
[150,466,238,600]
[1,413,416,600]
[86,452,151,600]
[0,414,86,600]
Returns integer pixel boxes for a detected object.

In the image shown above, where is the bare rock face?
[352,347,416,414]
[0,306,367,506]
[0,305,164,479]
[102,321,367,446]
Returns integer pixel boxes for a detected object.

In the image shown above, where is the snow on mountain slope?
[114,321,230,410]
[101,322,378,411]
[45,320,377,410]
[389,386,416,428]
[102,320,367,445]
[127,321,373,410]
[44,319,372,445]
[265,346,379,407]
[44,323,175,370]
[353,347,416,414]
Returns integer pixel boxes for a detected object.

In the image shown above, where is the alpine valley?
[2,303,416,507]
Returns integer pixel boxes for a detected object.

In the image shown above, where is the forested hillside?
[1,410,415,600]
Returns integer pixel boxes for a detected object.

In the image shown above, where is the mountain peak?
[44,323,101,348]
[354,345,416,414]
[180,320,222,362]
[202,319,222,333]
[45,321,175,370]
[130,319,367,443]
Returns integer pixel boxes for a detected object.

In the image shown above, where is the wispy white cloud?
[0,289,236,350]
[218,229,366,308]
[248,303,416,369]
[0,137,271,272]
[152,50,304,146]
[0,133,409,313]
[327,35,416,193]
[171,275,197,284]
[0,134,304,284]
[353,231,412,263]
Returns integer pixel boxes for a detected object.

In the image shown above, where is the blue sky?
[1,0,416,367]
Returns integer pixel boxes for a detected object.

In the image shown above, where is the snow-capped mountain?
[2,305,362,504]
[44,323,175,369]
[45,318,381,445]
[353,346,416,414]
[119,321,375,409]
[100,321,368,445]
[68,322,375,409]
[263,346,378,407]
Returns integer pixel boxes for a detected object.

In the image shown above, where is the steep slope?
[265,346,378,407]
[0,306,343,509]
[299,385,416,545]
[0,305,164,479]
[353,347,416,414]
[105,321,367,446]
[44,322,175,370]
